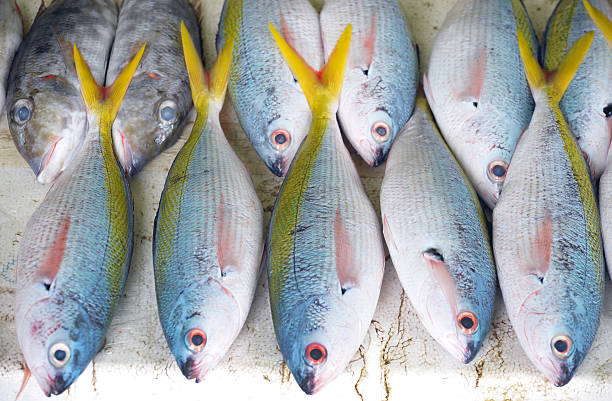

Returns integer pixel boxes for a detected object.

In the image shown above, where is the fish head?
[7,79,86,183]
[280,294,361,394]
[112,74,191,175]
[165,278,241,383]
[17,295,95,396]
[338,74,401,166]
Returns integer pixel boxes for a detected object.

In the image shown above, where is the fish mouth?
[443,337,478,364]
[36,138,65,183]
[268,156,289,177]
[178,356,208,383]
[34,367,70,397]
[357,139,384,167]
[296,371,321,395]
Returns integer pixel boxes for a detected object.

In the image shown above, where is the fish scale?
[106,0,200,176]
[0,0,22,113]
[217,0,323,177]
[425,0,536,208]
[6,0,117,184]
[543,0,612,180]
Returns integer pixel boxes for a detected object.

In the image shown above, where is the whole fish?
[380,95,496,364]
[217,0,324,176]
[543,0,612,180]
[106,0,200,175]
[0,0,22,112]
[14,44,144,396]
[154,24,263,382]
[6,0,118,184]
[493,31,604,386]
[425,0,537,208]
[320,0,419,167]
[267,25,385,394]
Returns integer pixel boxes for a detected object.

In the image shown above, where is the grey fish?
[6,0,118,183]
[106,0,200,175]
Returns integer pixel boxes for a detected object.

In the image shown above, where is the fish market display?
[493,30,604,386]
[320,0,419,166]
[0,0,22,112]
[106,0,200,175]
[153,23,263,382]
[267,24,385,394]
[14,43,144,396]
[6,0,118,183]
[425,0,537,208]
[217,0,324,176]
[380,94,496,364]
[543,0,612,180]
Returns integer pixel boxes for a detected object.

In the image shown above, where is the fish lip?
[357,138,385,167]
[178,356,208,383]
[48,374,68,396]
[460,340,478,364]
[36,138,63,182]
[296,371,320,395]
[268,156,287,177]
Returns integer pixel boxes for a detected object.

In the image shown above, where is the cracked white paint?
[1,0,611,400]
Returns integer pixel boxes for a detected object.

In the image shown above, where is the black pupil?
[604,104,612,118]
[54,349,67,361]
[375,126,387,137]
[491,164,506,177]
[18,106,30,121]
[472,101,478,108]
[554,340,568,353]
[309,348,323,361]
[192,334,204,346]
[275,133,287,144]
[460,316,474,330]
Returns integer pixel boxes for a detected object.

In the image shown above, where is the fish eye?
[457,311,478,334]
[158,100,177,124]
[12,99,33,125]
[304,343,327,365]
[49,342,71,368]
[185,329,206,353]
[603,104,612,118]
[488,160,508,182]
[270,129,291,150]
[372,121,390,142]
[551,335,573,358]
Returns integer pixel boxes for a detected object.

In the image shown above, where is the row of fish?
[8,0,612,397]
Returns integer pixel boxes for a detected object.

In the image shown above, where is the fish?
[267,24,385,394]
[14,42,144,396]
[424,0,538,208]
[492,30,604,387]
[217,0,324,176]
[380,94,497,364]
[153,23,264,382]
[6,0,118,184]
[0,0,22,113]
[106,0,200,176]
[542,0,612,180]
[319,0,419,167]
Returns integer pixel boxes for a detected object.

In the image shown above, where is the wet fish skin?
[15,44,143,396]
[106,0,200,176]
[217,0,324,176]
[0,0,22,112]
[154,25,263,382]
[6,0,118,184]
[380,96,496,364]
[493,31,603,387]
[267,25,384,394]
[320,0,419,167]
[425,0,537,208]
[543,0,612,180]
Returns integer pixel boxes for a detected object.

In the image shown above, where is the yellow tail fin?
[180,20,234,111]
[73,44,145,121]
[517,30,593,103]
[269,23,351,114]
[584,0,612,47]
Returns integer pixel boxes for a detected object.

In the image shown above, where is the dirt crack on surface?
[353,345,367,401]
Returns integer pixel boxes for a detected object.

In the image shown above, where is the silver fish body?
[217,0,324,176]
[425,0,537,208]
[106,0,200,175]
[543,0,612,180]
[320,0,419,166]
[380,97,496,364]
[6,0,117,183]
[0,0,22,112]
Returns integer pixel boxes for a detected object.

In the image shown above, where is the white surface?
[1,0,611,400]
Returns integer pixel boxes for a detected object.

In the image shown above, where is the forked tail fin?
[517,30,593,103]
[584,0,612,47]
[269,23,351,115]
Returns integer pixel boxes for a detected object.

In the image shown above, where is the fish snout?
[297,371,320,395]
[269,155,288,177]
[48,373,69,396]
[178,355,209,383]
[460,340,478,364]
